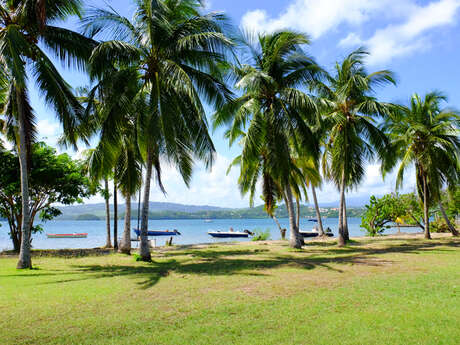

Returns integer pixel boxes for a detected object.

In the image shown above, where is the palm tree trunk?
[311,185,325,236]
[337,171,346,246]
[113,183,118,249]
[439,202,458,236]
[16,92,32,269]
[423,174,431,239]
[271,215,284,238]
[139,149,153,261]
[104,178,112,248]
[119,194,132,254]
[285,186,303,249]
[343,196,349,241]
[296,197,300,229]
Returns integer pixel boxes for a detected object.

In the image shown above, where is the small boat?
[133,229,181,237]
[299,230,334,238]
[307,218,318,222]
[204,219,213,223]
[47,233,88,238]
[208,230,253,238]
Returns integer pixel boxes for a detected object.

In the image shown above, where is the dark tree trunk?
[119,195,132,254]
[343,195,349,241]
[439,202,458,236]
[11,226,20,252]
[16,89,32,269]
[337,171,346,247]
[139,149,153,261]
[104,178,112,248]
[311,185,325,236]
[285,187,303,249]
[113,183,118,249]
[296,197,300,230]
[423,174,431,239]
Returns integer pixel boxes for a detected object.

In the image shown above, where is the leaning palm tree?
[317,48,396,246]
[383,92,460,239]
[0,0,96,268]
[214,31,322,248]
[83,0,233,261]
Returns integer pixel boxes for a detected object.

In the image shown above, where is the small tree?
[0,143,92,251]
[361,194,406,236]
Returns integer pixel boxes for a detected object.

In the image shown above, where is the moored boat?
[208,230,253,238]
[47,233,88,238]
[133,229,181,237]
[299,230,334,238]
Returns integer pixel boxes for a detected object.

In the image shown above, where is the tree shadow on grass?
[12,238,459,289]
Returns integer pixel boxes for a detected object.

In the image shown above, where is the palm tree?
[317,48,396,246]
[213,31,322,248]
[80,148,112,248]
[383,92,460,239]
[83,0,233,261]
[115,119,143,254]
[0,0,96,268]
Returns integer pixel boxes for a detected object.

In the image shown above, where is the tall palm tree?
[383,92,460,239]
[83,0,233,261]
[0,0,96,268]
[115,118,143,254]
[214,31,322,248]
[317,48,396,246]
[80,148,113,248]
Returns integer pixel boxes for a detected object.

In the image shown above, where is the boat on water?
[47,233,88,239]
[208,230,253,238]
[133,229,181,237]
[299,230,334,238]
[204,219,213,223]
[307,218,318,222]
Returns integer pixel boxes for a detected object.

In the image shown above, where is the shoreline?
[2,232,456,258]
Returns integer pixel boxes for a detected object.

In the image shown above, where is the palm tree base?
[118,247,131,255]
[16,259,32,269]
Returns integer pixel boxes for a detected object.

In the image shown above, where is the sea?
[0,217,422,251]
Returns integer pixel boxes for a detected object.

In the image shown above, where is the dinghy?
[133,229,181,237]
[47,233,88,238]
[208,230,253,238]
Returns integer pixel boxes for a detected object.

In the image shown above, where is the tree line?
[0,0,459,269]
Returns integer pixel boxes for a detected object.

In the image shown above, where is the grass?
[1,235,459,344]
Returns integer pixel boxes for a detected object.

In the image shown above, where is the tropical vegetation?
[0,0,458,268]
[0,142,92,250]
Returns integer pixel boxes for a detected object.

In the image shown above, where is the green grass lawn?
[1,236,459,345]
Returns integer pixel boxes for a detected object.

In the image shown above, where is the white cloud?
[242,0,460,65]
[241,0,403,39]
[103,153,253,208]
[339,32,363,47]
[364,0,460,65]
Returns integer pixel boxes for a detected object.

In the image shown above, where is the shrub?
[251,229,271,241]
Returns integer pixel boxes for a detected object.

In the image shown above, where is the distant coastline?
[56,202,364,221]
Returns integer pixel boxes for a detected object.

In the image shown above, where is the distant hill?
[57,202,228,220]
[56,201,364,220]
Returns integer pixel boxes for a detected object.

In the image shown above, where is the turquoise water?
[0,217,421,251]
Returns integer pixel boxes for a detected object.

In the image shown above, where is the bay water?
[0,217,421,251]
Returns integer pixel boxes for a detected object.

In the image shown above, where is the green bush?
[431,219,451,233]
[251,229,271,241]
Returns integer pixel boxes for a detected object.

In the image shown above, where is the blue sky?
[9,0,460,207]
